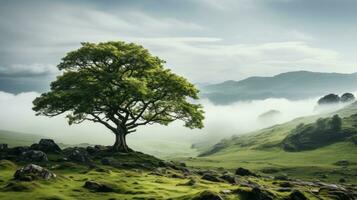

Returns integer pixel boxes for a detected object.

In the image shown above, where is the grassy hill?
[184,102,357,183]
[202,71,357,104]
[0,130,43,147]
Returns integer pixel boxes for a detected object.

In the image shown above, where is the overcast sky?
[1,0,357,93]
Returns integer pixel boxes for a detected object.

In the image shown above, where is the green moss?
[0,160,17,170]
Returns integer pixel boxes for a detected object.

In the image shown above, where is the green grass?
[184,103,357,183]
[0,159,329,200]
[185,141,357,182]
[0,160,237,200]
[0,130,43,147]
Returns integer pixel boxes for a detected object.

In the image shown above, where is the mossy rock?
[83,180,128,193]
[191,190,223,200]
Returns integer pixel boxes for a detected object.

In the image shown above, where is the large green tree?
[33,41,204,152]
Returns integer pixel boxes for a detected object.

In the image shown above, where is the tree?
[33,41,205,152]
[340,93,355,103]
[330,114,342,131]
[317,93,340,105]
[316,118,328,130]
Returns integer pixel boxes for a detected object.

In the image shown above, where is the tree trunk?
[112,132,132,152]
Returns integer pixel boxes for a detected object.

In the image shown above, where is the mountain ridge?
[201,71,357,104]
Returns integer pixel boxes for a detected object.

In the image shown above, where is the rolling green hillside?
[202,71,357,104]
[185,102,357,183]
[0,130,43,147]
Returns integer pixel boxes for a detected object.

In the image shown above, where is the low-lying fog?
[0,91,353,153]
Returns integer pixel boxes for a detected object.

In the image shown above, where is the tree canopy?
[33,41,205,152]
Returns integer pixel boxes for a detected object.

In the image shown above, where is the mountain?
[185,102,357,183]
[201,71,357,104]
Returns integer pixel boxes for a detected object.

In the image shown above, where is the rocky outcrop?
[192,190,224,200]
[235,167,257,177]
[220,174,238,184]
[83,181,115,192]
[14,164,56,181]
[21,150,48,162]
[67,148,91,163]
[0,143,8,151]
[236,187,276,200]
[201,174,222,182]
[31,139,61,153]
[286,190,307,200]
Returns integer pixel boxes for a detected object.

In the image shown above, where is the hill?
[185,102,357,183]
[0,130,43,147]
[201,71,357,104]
[1,139,355,199]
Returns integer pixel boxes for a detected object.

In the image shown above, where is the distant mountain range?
[200,71,357,104]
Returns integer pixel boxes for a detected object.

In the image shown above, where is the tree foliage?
[340,93,355,103]
[33,41,204,151]
[317,93,340,105]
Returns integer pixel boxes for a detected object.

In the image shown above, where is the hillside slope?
[202,71,357,104]
[0,130,43,147]
[185,102,357,183]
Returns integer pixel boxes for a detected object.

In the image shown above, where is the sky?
[0,0,357,93]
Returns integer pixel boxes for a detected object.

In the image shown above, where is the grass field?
[185,141,357,183]
[182,103,357,184]
[0,130,43,147]
[0,159,334,200]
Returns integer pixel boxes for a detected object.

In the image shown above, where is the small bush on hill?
[282,115,349,151]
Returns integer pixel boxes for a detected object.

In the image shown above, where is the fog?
[2,90,349,152]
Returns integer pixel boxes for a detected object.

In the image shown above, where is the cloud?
[135,38,350,82]
[0,63,58,77]
[1,0,357,93]
[1,89,355,158]
[0,90,331,145]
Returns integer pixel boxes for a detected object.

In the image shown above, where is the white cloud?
[133,38,352,82]
[0,0,356,86]
[0,63,58,77]
[0,90,328,145]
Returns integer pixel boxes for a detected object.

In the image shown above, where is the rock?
[86,146,96,154]
[158,161,175,168]
[178,161,186,167]
[201,174,221,182]
[171,174,184,179]
[31,139,61,153]
[68,149,91,163]
[319,186,355,200]
[335,160,349,166]
[221,189,232,194]
[287,190,308,200]
[94,145,108,151]
[339,178,347,183]
[220,174,237,184]
[274,174,289,181]
[83,181,115,192]
[0,143,8,151]
[235,167,257,177]
[192,190,224,200]
[21,150,48,162]
[279,182,293,188]
[14,164,56,181]
[236,187,275,200]
[277,188,292,192]
[10,146,31,155]
[178,178,197,186]
[101,157,112,165]
[320,174,328,179]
